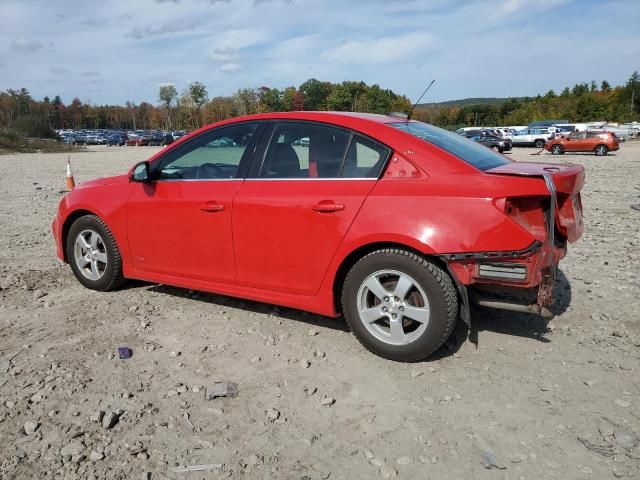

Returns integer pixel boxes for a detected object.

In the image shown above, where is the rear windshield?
[389,121,511,171]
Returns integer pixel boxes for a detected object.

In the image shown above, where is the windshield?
[389,121,511,171]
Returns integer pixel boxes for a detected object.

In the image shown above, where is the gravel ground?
[0,142,639,480]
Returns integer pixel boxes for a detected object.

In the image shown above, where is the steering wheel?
[196,163,224,179]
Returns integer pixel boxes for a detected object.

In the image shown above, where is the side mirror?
[130,161,150,182]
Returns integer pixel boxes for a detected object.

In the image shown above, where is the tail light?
[555,192,583,243]
[495,197,547,241]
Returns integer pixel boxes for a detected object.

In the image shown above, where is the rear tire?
[551,144,564,155]
[342,249,458,362]
[66,215,125,291]
[594,144,608,156]
[534,139,546,148]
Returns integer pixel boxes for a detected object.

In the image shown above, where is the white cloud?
[213,28,270,50]
[0,0,637,105]
[51,67,71,75]
[324,32,435,65]
[125,17,202,39]
[220,63,242,73]
[11,38,45,53]
[210,47,238,62]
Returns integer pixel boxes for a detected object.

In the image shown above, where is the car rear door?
[232,121,390,295]
[126,122,264,283]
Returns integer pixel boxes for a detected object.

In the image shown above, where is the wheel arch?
[331,241,452,315]
[61,209,101,262]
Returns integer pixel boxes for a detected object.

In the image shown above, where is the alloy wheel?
[73,229,108,281]
[356,269,430,346]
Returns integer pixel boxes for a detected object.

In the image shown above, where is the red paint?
[52,112,585,317]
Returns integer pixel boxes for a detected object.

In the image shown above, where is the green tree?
[159,85,177,109]
[258,87,283,112]
[188,81,208,109]
[299,78,332,110]
[326,84,352,111]
[159,84,178,129]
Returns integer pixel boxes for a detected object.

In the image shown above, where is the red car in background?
[545,130,619,156]
[52,112,585,361]
[125,136,150,147]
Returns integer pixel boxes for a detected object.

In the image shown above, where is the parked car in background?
[126,136,150,147]
[550,123,587,136]
[148,133,175,146]
[511,128,553,148]
[172,130,188,141]
[107,133,128,146]
[468,134,512,153]
[52,111,585,362]
[494,128,514,141]
[73,133,89,145]
[545,130,619,156]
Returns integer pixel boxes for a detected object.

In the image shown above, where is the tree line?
[412,73,640,129]
[0,73,638,138]
[0,79,411,136]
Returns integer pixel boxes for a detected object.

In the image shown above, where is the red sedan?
[52,112,585,361]
[125,136,150,147]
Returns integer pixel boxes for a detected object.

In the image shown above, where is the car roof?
[224,111,405,125]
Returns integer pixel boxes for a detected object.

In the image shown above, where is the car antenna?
[406,79,435,123]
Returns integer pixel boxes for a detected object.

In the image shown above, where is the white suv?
[511,128,553,148]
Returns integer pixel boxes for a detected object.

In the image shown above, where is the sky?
[0,0,639,105]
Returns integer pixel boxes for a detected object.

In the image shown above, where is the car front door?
[232,121,391,295]
[126,122,263,283]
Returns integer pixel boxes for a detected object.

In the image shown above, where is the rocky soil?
[0,142,639,479]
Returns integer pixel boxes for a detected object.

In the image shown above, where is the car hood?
[75,174,130,190]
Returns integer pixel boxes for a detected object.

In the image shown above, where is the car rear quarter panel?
[318,168,552,304]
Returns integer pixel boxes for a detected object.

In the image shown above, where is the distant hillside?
[418,97,524,108]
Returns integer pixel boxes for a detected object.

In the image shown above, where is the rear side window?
[389,121,511,171]
[259,122,388,179]
[261,122,350,178]
[342,135,390,178]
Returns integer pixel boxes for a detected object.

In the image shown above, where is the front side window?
[156,123,258,180]
[260,122,350,178]
[389,121,511,171]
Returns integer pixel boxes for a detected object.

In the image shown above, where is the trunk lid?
[486,162,585,243]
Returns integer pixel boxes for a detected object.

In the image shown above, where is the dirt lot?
[1,141,639,480]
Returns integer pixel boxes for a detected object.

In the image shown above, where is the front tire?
[342,249,458,362]
[551,144,564,155]
[594,144,608,156]
[66,215,125,291]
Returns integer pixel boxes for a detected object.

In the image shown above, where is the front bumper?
[51,214,65,262]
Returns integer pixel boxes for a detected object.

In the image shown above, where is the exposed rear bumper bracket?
[538,172,558,308]
[474,296,554,319]
[442,240,543,262]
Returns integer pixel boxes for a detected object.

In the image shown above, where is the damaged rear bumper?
[443,173,564,317]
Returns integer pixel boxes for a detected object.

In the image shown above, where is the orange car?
[545,131,619,156]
